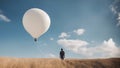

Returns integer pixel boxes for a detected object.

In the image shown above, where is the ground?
[0,57,120,68]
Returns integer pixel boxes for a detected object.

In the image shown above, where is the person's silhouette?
[60,48,65,60]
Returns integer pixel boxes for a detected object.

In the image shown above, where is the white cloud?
[50,37,54,40]
[59,32,70,38]
[73,29,85,35]
[117,13,120,20]
[111,0,120,26]
[57,38,120,58]
[57,39,88,53]
[97,38,120,57]
[57,28,120,58]
[0,14,11,22]
[48,53,56,58]
[111,5,117,14]
[117,13,120,26]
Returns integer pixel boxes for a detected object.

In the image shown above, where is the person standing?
[60,48,65,60]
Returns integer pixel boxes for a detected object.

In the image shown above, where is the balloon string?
[34,41,43,57]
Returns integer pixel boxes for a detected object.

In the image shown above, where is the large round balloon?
[22,8,50,41]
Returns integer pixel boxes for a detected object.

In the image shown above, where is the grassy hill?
[0,57,120,68]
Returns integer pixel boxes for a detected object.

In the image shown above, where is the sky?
[0,0,120,59]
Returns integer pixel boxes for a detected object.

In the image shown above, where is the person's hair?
[61,48,63,50]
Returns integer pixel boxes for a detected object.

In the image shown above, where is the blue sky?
[0,0,120,58]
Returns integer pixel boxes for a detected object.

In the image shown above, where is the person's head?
[61,48,63,51]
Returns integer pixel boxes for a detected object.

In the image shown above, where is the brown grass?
[0,57,120,68]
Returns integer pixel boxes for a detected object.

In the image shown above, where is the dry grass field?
[0,57,120,68]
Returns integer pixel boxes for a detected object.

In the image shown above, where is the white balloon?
[22,8,50,41]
